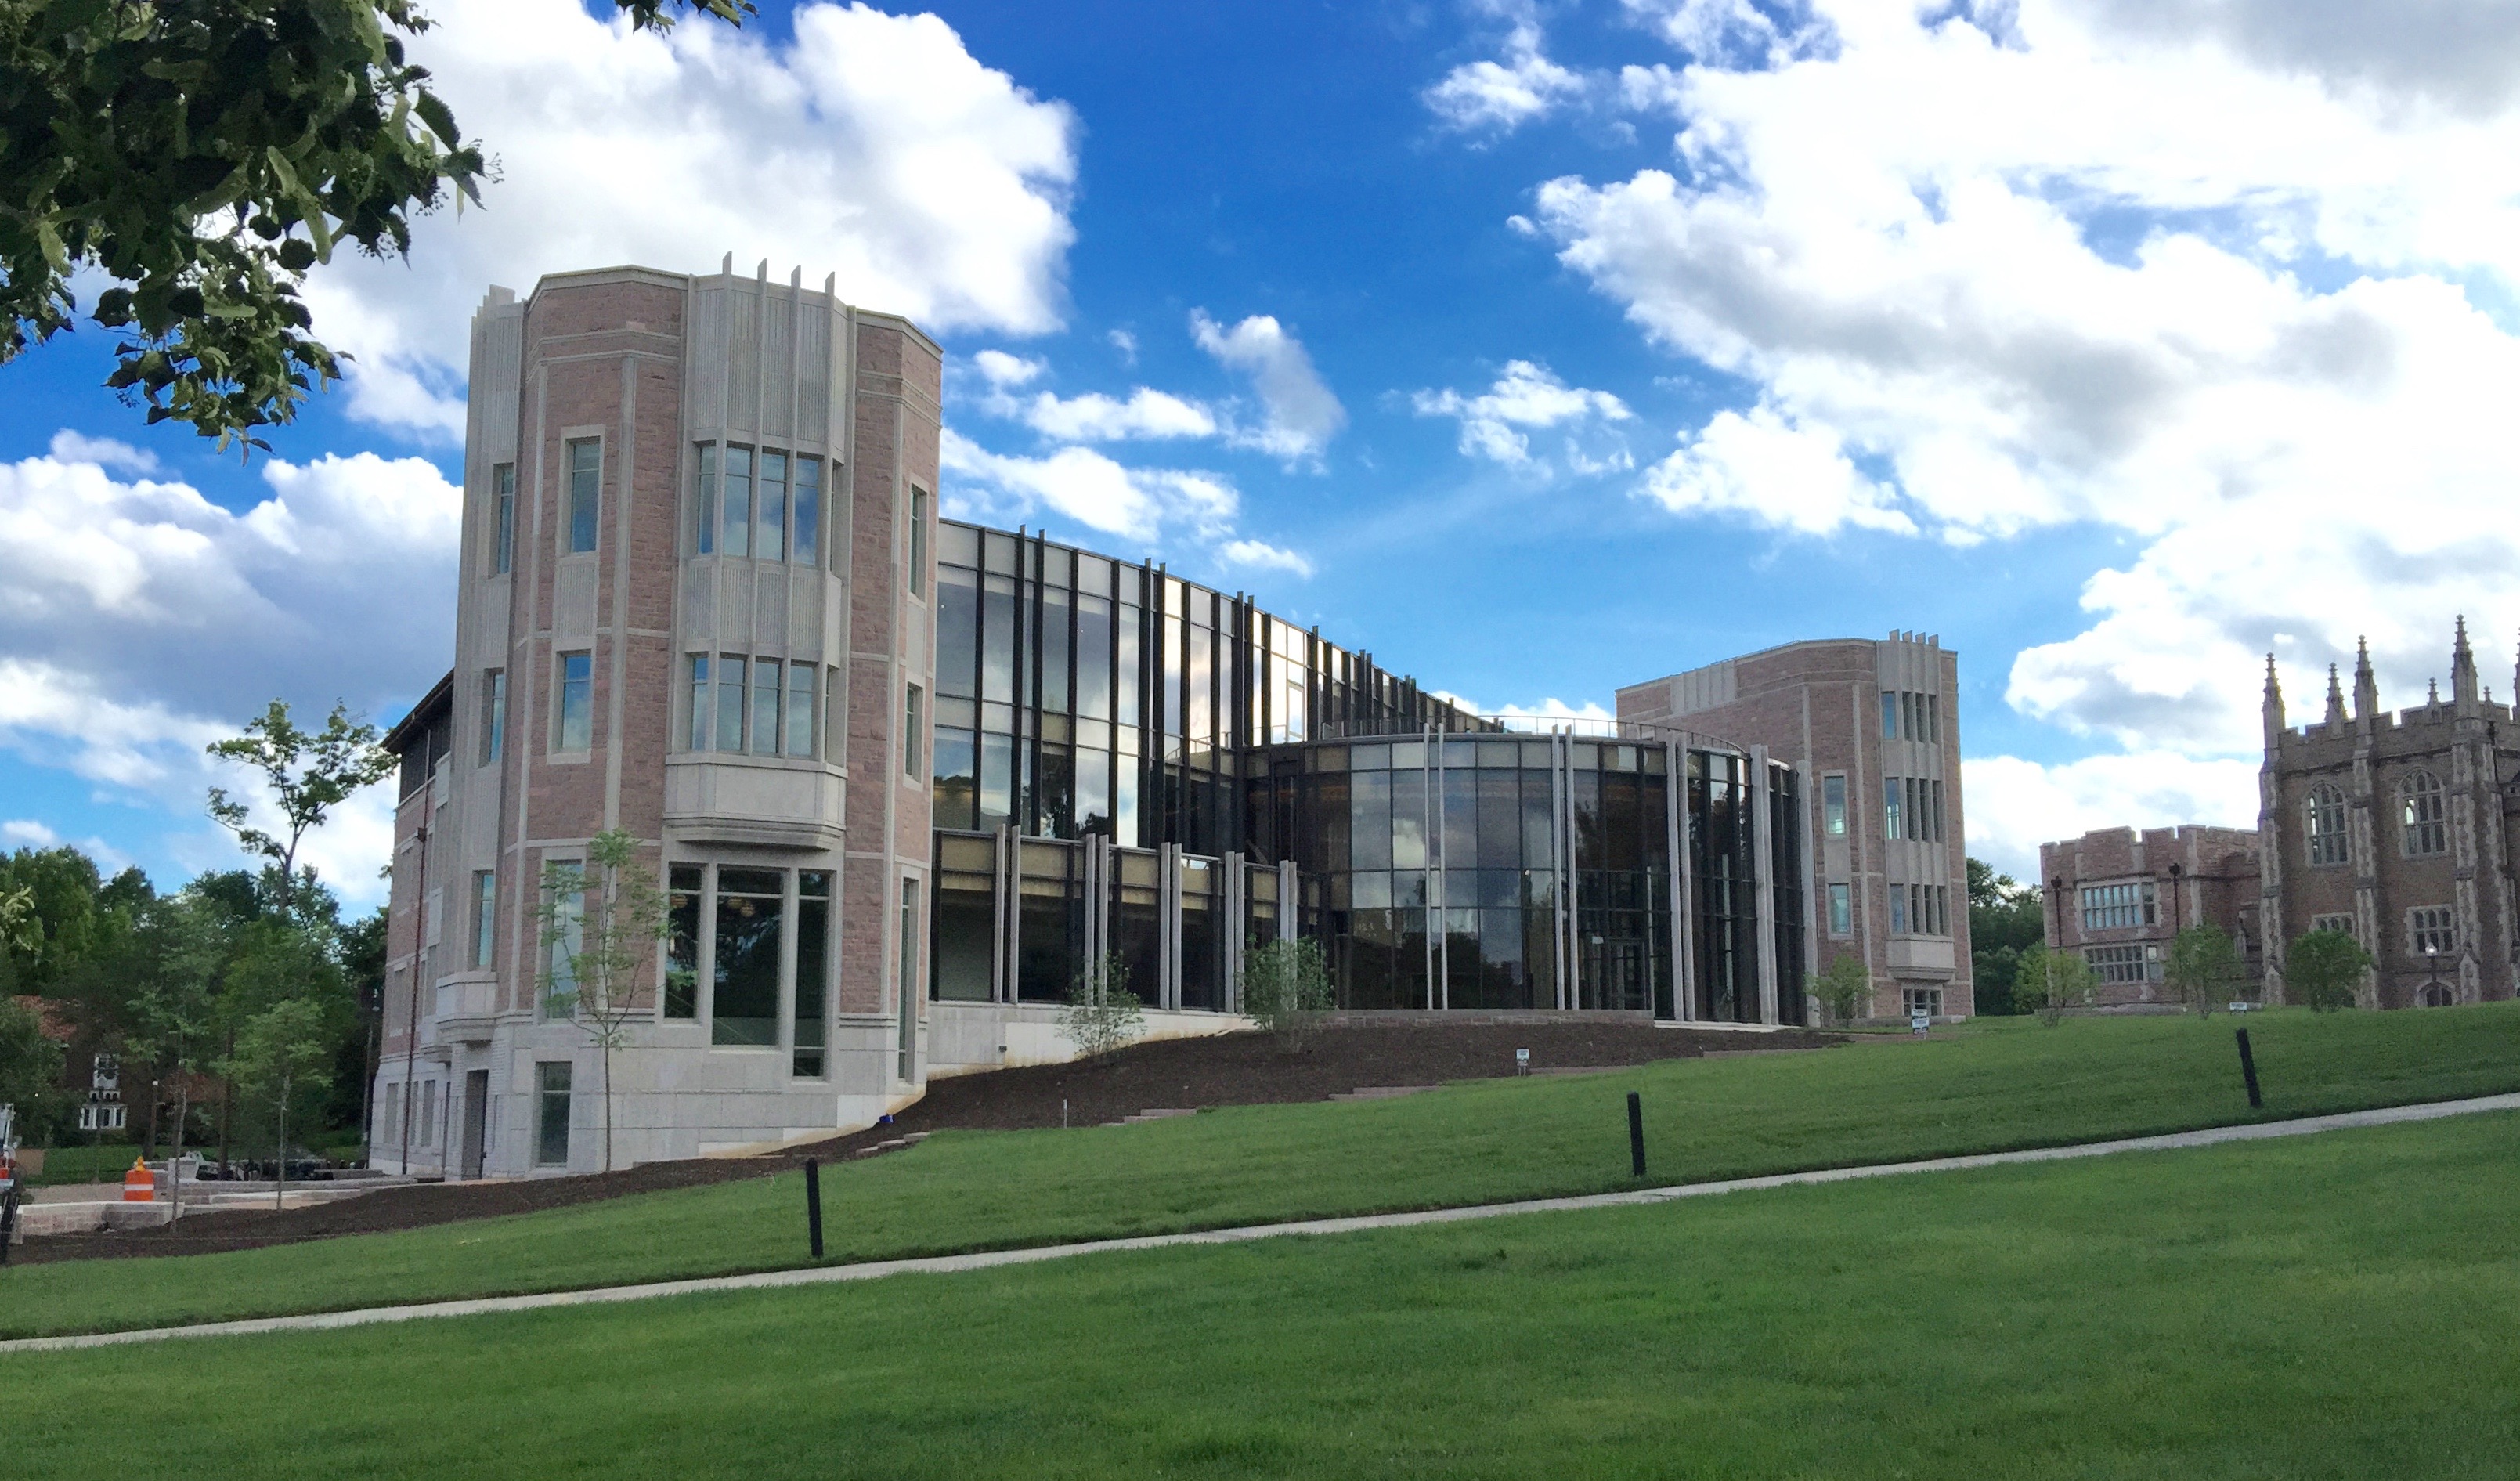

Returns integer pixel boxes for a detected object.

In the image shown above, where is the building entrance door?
[460,1069,489,1179]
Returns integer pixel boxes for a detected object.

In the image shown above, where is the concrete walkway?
[9,1092,2517,1355]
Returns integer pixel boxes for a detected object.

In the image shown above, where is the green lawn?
[7,1004,2520,1340]
[16,1141,146,1187]
[12,1108,2520,1479]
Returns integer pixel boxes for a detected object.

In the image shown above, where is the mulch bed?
[11,1019,1836,1264]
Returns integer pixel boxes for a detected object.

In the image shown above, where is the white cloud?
[995,387,1219,442]
[1641,406,1915,535]
[46,430,160,476]
[1216,540,1315,579]
[2,820,60,847]
[1108,328,1139,363]
[1962,752,2263,881]
[0,439,459,902]
[972,349,1045,388]
[1424,20,1587,133]
[1190,310,1348,461]
[1507,0,2520,767]
[302,0,1078,435]
[1413,359,1634,471]
[939,430,1236,544]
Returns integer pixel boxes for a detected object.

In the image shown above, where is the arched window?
[2401,771,2447,857]
[2305,784,2348,866]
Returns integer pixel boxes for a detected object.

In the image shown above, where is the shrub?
[1060,953,1146,1060]
[1241,938,1334,1049]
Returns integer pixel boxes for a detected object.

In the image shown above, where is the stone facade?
[2036,826,2261,1009]
[1616,633,1971,1020]
[2258,623,2520,1010]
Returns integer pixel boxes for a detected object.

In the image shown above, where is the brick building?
[2258,623,2520,1009]
[2035,826,2261,1008]
[1617,634,1970,1020]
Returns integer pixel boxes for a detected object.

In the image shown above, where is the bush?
[2286,930,2371,1012]
[2015,945,2094,1027]
[1241,939,1334,1049]
[1060,953,1146,1060]
[1811,952,1872,1027]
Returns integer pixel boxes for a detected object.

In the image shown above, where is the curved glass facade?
[927,519,1809,1024]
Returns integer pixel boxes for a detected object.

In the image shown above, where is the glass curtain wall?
[1690,752,1763,1024]
[1768,764,1809,1027]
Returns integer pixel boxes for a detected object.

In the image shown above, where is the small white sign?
[1910,1013,1931,1037]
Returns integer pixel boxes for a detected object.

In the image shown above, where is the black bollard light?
[2235,1028,2263,1110]
[1627,1092,1648,1179]
[804,1158,825,1260]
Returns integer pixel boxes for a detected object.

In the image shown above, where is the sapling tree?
[1240,938,1335,1050]
[2286,929,2372,1013]
[2015,945,2094,1027]
[536,830,681,1172]
[1060,952,1145,1060]
[2163,926,2242,1018]
[217,997,334,1210]
[206,700,393,915]
[1811,952,1873,1027]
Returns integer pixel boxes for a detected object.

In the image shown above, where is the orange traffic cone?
[122,1157,157,1202]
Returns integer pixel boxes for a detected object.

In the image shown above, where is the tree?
[2014,944,2093,1027]
[1240,938,1334,1050]
[216,997,334,1209]
[2286,929,2371,1013]
[0,995,66,1136]
[536,830,679,1173]
[206,699,394,913]
[2163,926,2242,1018]
[1811,952,1873,1027]
[2,0,746,453]
[1059,953,1145,1061]
[120,887,233,1210]
[1967,858,2046,1016]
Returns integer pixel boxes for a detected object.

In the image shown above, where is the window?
[794,872,830,1077]
[898,877,922,1079]
[2401,771,2447,858]
[2086,944,2156,984]
[536,1062,572,1166]
[1890,887,1908,934]
[1882,691,1899,739]
[751,654,782,756]
[2310,912,2356,940]
[756,450,788,562]
[1903,986,1941,1019]
[2305,784,2348,865]
[904,683,923,778]
[566,439,600,554]
[480,670,506,765]
[2080,881,2155,931]
[695,443,717,555]
[1922,694,1940,745]
[712,868,785,1046]
[722,446,753,558]
[491,462,515,576]
[1822,775,1847,837]
[666,865,702,1019]
[794,457,821,565]
[1883,778,1904,839]
[1929,779,1945,843]
[1828,882,1852,935]
[910,488,930,598]
[417,1080,436,1147]
[786,663,818,757]
[471,870,496,970]
[543,863,583,1017]
[688,656,712,750]
[556,652,593,752]
[716,655,747,752]
[2410,905,2456,957]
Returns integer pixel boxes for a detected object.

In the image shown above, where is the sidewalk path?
[9,1092,2517,1355]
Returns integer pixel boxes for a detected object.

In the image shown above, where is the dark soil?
[13,1018,1836,1264]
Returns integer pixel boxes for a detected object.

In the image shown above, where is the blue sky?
[6,0,2518,901]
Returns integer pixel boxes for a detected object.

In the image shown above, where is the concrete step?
[1327,1085,1440,1101]
[1117,1108,1200,1124]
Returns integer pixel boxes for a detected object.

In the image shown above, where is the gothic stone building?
[2259,622,2520,1009]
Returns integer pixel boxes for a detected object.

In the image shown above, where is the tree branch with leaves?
[206,699,393,914]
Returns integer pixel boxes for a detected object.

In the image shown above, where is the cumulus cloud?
[1413,359,1634,471]
[1962,752,2264,880]
[1190,310,1348,461]
[1505,0,2520,775]
[302,0,1078,435]
[1424,19,1587,132]
[988,386,1219,443]
[940,430,1237,544]
[972,349,1045,388]
[0,439,460,901]
[1217,540,1315,579]
[47,430,161,476]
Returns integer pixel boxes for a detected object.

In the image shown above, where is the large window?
[666,865,701,1020]
[2080,880,2155,931]
[556,652,593,752]
[795,872,830,1077]
[2087,943,2160,984]
[2410,905,2456,956]
[2305,784,2348,865]
[542,862,583,1017]
[1883,778,1904,839]
[2402,771,2447,858]
[711,868,785,1046]
[2309,912,2356,939]
[688,654,818,757]
[1822,775,1847,837]
[692,442,825,565]
[535,1062,572,1166]
[490,462,515,576]
[566,439,600,554]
